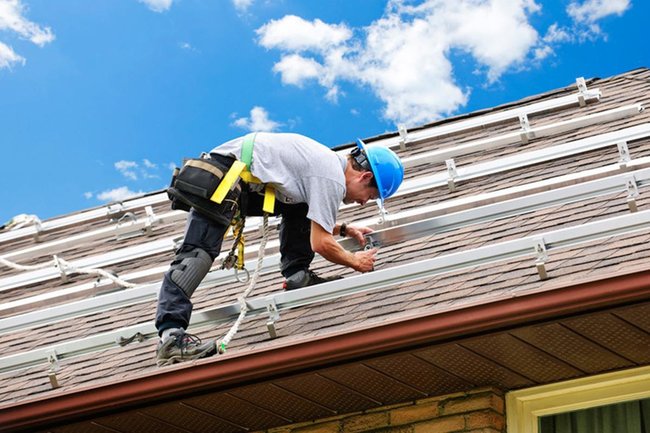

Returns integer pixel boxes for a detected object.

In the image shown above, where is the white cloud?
[138,0,173,13]
[567,0,630,23]
[0,0,54,69]
[565,0,630,39]
[143,159,157,169]
[232,0,254,13]
[257,15,352,52]
[115,160,139,180]
[272,54,323,86]
[257,0,628,126]
[533,45,554,61]
[543,23,573,44]
[257,0,541,125]
[83,192,93,199]
[233,106,281,132]
[97,187,144,203]
[0,41,24,69]
[0,0,55,46]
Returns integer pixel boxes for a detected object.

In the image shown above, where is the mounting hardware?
[519,114,531,143]
[32,217,44,243]
[626,176,640,213]
[617,141,631,168]
[446,159,458,192]
[266,299,280,339]
[364,233,381,251]
[117,332,146,347]
[398,124,409,151]
[47,351,60,389]
[576,77,588,106]
[115,212,141,241]
[106,202,126,221]
[534,239,549,280]
[377,205,388,225]
[143,206,156,236]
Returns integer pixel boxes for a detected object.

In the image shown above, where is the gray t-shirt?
[211,132,347,233]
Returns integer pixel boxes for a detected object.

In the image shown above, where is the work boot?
[156,329,216,366]
[284,269,343,290]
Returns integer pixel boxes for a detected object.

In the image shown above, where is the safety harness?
[210,133,276,215]
[167,132,275,279]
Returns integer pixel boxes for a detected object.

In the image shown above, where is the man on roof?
[155,132,404,366]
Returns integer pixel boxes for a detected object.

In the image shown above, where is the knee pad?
[169,248,213,298]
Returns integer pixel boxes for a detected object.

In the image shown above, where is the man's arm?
[311,221,376,272]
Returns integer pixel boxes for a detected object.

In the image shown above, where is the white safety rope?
[0,255,136,288]
[217,213,269,353]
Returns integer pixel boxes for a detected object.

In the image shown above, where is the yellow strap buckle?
[210,160,246,204]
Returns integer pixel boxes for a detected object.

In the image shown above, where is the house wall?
[256,387,505,433]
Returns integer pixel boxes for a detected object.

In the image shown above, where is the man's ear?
[361,171,374,184]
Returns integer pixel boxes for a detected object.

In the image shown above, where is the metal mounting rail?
[365,83,601,151]
[1,209,187,263]
[397,122,650,197]
[0,86,602,247]
[400,104,643,168]
[5,156,650,325]
[2,209,649,374]
[3,123,649,293]
[0,193,166,245]
[6,107,640,266]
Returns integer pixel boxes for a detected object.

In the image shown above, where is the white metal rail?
[6,155,650,322]
[1,209,649,373]
[398,122,650,196]
[3,123,650,294]
[366,82,601,151]
[0,85,603,247]
[400,104,643,168]
[2,164,649,334]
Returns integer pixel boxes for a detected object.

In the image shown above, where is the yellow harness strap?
[209,133,276,214]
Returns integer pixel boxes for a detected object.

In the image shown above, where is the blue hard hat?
[354,138,404,204]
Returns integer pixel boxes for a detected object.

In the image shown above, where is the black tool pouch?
[167,158,241,226]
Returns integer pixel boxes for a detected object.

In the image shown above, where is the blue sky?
[0,0,646,224]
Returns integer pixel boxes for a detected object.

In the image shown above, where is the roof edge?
[2,268,650,432]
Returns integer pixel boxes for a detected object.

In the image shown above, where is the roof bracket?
[106,202,126,221]
[618,141,631,168]
[47,350,60,389]
[626,176,640,213]
[115,212,140,241]
[534,239,549,280]
[266,299,280,339]
[446,159,458,192]
[519,114,531,144]
[576,77,588,106]
[33,218,43,243]
[144,206,157,236]
[376,204,388,225]
[398,124,409,150]
[364,233,381,250]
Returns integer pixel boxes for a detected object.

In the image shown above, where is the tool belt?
[167,157,242,225]
[166,133,275,225]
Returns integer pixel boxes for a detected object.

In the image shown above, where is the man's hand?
[353,248,377,272]
[311,221,377,273]
[343,224,373,247]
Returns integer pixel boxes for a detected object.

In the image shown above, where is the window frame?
[506,366,650,433]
